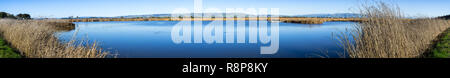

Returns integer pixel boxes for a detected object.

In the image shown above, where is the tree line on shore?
[0,12,31,20]
[438,15,450,20]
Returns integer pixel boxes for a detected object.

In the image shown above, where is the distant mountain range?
[65,13,363,19]
[118,13,362,18]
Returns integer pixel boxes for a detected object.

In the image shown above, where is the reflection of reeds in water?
[338,2,450,58]
[0,19,109,58]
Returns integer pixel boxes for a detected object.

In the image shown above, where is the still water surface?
[57,21,355,58]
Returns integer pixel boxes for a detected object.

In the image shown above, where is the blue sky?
[0,0,449,18]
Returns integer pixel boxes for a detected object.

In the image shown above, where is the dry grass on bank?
[0,19,109,58]
[338,2,450,58]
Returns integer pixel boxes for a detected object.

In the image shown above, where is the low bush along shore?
[0,19,109,58]
[339,2,450,58]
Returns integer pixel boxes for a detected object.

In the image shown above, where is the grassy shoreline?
[430,28,450,58]
[0,37,21,58]
[339,2,450,58]
[0,19,110,58]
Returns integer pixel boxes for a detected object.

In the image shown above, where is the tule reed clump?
[0,19,109,58]
[338,2,450,58]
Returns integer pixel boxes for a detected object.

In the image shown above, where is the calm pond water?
[57,21,355,58]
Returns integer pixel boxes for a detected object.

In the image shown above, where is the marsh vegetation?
[338,2,450,58]
[0,19,110,58]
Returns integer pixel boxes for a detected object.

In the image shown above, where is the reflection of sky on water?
[58,21,355,58]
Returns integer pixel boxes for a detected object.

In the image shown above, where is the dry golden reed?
[338,2,450,58]
[0,19,109,58]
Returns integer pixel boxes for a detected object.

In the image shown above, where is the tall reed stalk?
[338,2,450,58]
[0,19,109,58]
